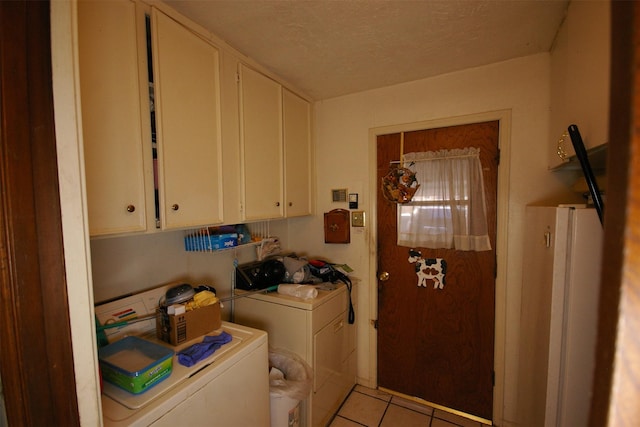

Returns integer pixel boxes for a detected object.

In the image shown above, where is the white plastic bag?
[277,284,318,300]
[268,348,313,401]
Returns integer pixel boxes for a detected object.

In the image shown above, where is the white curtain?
[397,148,491,251]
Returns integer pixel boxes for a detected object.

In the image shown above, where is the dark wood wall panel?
[0,1,80,425]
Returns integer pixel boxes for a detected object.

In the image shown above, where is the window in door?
[397,147,491,251]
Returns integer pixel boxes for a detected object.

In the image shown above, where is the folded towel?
[177,331,232,367]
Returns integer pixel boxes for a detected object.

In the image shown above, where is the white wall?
[89,220,290,318]
[286,53,581,425]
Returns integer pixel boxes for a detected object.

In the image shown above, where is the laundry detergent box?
[156,302,222,345]
[98,336,174,394]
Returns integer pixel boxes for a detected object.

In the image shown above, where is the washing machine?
[233,281,357,427]
[95,284,270,427]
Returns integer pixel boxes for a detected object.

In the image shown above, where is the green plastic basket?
[98,336,174,394]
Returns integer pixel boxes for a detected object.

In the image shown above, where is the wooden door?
[376,121,499,421]
[590,2,640,424]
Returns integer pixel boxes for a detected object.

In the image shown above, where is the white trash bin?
[268,348,312,427]
[270,391,301,427]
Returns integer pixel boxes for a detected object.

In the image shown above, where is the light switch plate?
[351,211,365,227]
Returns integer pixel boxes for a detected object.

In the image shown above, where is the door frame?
[368,109,512,422]
[0,1,81,424]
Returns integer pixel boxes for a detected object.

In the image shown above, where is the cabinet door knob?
[275,202,280,207]
[171,204,180,211]
[126,205,136,213]
[288,202,293,207]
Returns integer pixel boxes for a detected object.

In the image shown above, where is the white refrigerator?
[517,206,603,427]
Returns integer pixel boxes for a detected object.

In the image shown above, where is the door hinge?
[496,148,501,165]
[371,319,378,329]
[492,370,495,387]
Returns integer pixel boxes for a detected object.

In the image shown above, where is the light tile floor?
[329,385,492,427]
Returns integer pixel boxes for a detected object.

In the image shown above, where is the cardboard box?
[156,302,221,345]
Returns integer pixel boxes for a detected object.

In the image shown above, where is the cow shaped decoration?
[408,249,447,289]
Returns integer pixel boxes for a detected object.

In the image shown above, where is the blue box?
[184,233,238,251]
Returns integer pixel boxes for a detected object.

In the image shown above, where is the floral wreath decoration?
[381,164,420,203]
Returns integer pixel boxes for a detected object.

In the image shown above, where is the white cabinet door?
[239,64,284,221]
[78,0,152,236]
[152,9,224,229]
[283,89,312,217]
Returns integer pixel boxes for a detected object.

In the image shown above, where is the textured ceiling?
[164,0,569,101]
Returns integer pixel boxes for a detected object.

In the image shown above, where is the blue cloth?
[177,331,232,367]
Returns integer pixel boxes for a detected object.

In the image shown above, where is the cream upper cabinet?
[548,0,610,169]
[283,89,312,217]
[78,0,153,236]
[239,64,284,221]
[80,0,307,234]
[79,1,224,235]
[151,8,224,229]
